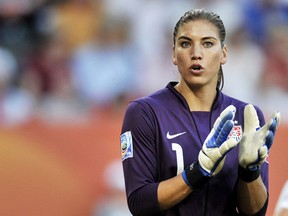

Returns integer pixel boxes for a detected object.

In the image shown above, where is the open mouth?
[190,64,203,72]
[192,65,202,70]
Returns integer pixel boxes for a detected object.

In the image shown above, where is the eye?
[181,41,191,48]
[203,41,213,48]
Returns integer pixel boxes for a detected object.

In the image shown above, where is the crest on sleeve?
[121,131,133,161]
[228,125,242,142]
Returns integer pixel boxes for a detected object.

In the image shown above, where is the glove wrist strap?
[182,161,211,190]
[238,165,260,182]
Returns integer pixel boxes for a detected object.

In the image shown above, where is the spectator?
[241,0,288,45]
[70,15,136,110]
[222,25,265,104]
[0,0,48,61]
[46,0,104,52]
[22,34,87,124]
[257,24,288,123]
[0,47,35,126]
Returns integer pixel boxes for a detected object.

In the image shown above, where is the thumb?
[269,111,281,134]
[244,104,260,133]
[259,145,268,163]
[219,138,238,156]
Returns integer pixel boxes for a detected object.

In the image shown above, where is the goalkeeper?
[120,9,281,216]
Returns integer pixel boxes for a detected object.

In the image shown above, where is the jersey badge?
[228,125,242,142]
[121,131,133,161]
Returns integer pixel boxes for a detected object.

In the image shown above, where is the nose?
[190,45,202,60]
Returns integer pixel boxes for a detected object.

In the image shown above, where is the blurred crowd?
[0,0,287,127]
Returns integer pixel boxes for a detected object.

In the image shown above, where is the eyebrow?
[177,36,217,41]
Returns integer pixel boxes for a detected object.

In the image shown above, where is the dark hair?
[173,9,226,90]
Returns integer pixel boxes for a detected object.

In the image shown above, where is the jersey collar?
[166,82,223,112]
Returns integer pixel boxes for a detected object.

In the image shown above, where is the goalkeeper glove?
[182,105,239,189]
[238,104,280,182]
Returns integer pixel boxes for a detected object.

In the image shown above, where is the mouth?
[189,64,204,74]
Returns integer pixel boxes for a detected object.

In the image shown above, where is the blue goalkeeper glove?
[182,105,239,189]
[238,104,280,182]
[198,105,239,176]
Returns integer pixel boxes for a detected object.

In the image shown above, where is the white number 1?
[172,143,184,175]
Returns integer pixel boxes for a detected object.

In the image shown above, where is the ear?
[220,45,227,65]
[172,47,177,65]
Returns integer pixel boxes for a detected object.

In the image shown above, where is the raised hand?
[239,104,280,170]
[238,104,280,181]
[182,105,239,189]
[199,105,238,176]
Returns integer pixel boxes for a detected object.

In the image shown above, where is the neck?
[175,82,217,111]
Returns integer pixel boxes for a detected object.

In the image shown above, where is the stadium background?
[0,0,287,215]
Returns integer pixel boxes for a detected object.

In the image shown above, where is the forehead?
[177,19,220,40]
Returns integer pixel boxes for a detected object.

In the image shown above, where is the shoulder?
[220,92,265,125]
[221,92,261,110]
[122,86,170,122]
[220,92,247,107]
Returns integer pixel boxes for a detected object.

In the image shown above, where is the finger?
[269,118,277,135]
[259,146,268,163]
[211,159,225,176]
[219,138,238,156]
[220,105,236,122]
[247,148,266,170]
[269,111,281,134]
[202,144,222,160]
[260,111,281,135]
[215,120,234,146]
[207,120,233,148]
[214,105,236,129]
[244,104,260,132]
[198,150,213,173]
[265,130,275,151]
[275,111,281,128]
[212,106,235,144]
[199,149,225,176]
[262,113,277,131]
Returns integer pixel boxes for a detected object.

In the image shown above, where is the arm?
[121,102,160,215]
[158,174,191,211]
[237,176,268,215]
[237,104,280,215]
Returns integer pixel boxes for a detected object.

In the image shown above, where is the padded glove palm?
[198,105,239,176]
[182,105,240,189]
[239,104,280,171]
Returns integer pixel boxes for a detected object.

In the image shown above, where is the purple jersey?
[120,82,268,216]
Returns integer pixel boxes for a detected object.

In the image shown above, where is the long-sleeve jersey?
[120,82,268,216]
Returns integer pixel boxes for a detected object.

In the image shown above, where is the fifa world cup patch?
[228,125,242,142]
[121,131,133,161]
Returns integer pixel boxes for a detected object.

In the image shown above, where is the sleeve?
[120,101,162,216]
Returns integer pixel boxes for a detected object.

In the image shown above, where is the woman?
[120,9,280,216]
